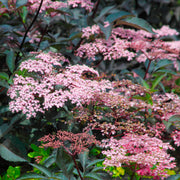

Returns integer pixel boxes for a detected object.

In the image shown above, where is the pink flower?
[102,134,176,179]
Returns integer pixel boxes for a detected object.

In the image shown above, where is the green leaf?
[151,73,166,90]
[31,144,40,151]
[153,59,172,72]
[86,159,105,169]
[94,5,116,22]
[0,0,8,8]
[166,174,180,180]
[29,163,52,177]
[56,148,74,177]
[175,78,180,86]
[169,115,180,123]
[98,23,113,40]
[69,32,82,40]
[0,80,9,88]
[119,17,155,33]
[139,77,150,89]
[84,172,102,180]
[91,166,104,172]
[21,6,28,23]
[78,149,89,171]
[5,50,15,73]
[0,144,27,162]
[16,0,28,8]
[7,166,21,179]
[0,72,9,81]
[0,114,23,139]
[105,11,133,24]
[17,173,47,180]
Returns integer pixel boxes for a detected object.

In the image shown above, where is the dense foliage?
[0,0,180,180]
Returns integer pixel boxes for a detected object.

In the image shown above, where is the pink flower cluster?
[7,52,112,118]
[0,0,94,16]
[39,130,100,156]
[77,25,180,70]
[102,134,176,179]
[171,130,180,147]
[67,0,94,12]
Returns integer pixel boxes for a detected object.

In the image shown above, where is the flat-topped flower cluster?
[76,25,180,70]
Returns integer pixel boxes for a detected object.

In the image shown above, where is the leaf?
[56,148,74,177]
[105,11,133,24]
[94,5,116,22]
[98,23,113,40]
[16,0,28,8]
[139,77,150,89]
[78,149,89,171]
[21,6,28,23]
[5,50,15,73]
[151,73,166,90]
[0,72,9,81]
[29,163,52,177]
[169,115,180,123]
[0,80,9,88]
[117,17,155,33]
[86,159,105,169]
[69,32,82,40]
[0,0,8,8]
[166,174,180,180]
[0,144,27,162]
[0,114,23,139]
[17,173,47,180]
[84,172,102,180]
[153,59,172,72]
[175,78,180,86]
[91,166,104,172]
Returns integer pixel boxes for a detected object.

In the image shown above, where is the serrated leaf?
[0,72,9,81]
[5,50,15,73]
[0,144,27,162]
[29,163,52,177]
[17,173,47,180]
[86,159,104,169]
[105,11,133,24]
[78,149,89,171]
[151,73,166,90]
[0,0,8,8]
[16,0,28,8]
[117,17,155,33]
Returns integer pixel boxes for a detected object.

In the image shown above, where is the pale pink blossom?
[102,134,176,179]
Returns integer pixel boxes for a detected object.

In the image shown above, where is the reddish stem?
[72,155,84,180]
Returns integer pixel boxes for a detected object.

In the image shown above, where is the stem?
[36,24,48,51]
[72,155,84,180]
[92,0,100,18]
[15,0,44,65]
[143,59,152,80]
